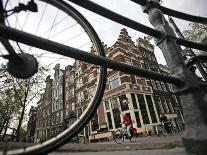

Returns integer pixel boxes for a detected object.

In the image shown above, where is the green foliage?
[0,64,47,139]
[183,22,207,42]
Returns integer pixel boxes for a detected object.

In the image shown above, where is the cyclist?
[160,113,170,134]
[122,113,132,138]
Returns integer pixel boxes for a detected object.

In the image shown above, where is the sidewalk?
[56,134,183,152]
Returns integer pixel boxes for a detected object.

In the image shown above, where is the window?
[146,95,157,123]
[91,112,99,131]
[166,97,174,113]
[75,67,82,77]
[60,111,63,122]
[134,62,141,68]
[149,63,154,71]
[125,58,132,66]
[76,78,83,89]
[134,112,141,127]
[107,112,113,129]
[68,74,74,84]
[147,53,151,60]
[88,73,94,83]
[110,97,119,109]
[140,78,146,86]
[151,80,157,90]
[155,81,162,90]
[56,112,59,123]
[68,88,74,100]
[161,97,169,113]
[71,103,75,111]
[88,86,95,100]
[145,63,149,69]
[77,107,83,118]
[108,74,121,89]
[137,94,150,124]
[154,95,164,114]
[119,94,129,111]
[161,82,167,91]
[131,93,138,109]
[130,75,137,84]
[76,91,84,103]
[105,100,110,111]
[112,109,121,128]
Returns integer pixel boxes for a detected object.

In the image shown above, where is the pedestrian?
[122,113,132,138]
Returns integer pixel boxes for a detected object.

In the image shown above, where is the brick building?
[32,28,184,142]
[35,76,52,142]
[51,64,64,137]
[64,28,183,142]
[26,106,37,142]
[158,64,184,131]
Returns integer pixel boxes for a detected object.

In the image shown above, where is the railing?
[59,1,207,154]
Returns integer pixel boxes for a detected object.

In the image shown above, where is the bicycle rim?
[0,0,106,154]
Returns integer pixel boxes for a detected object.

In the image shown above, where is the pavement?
[54,133,184,152]
[49,148,188,155]
[0,133,188,155]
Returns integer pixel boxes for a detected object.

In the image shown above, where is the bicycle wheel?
[128,135,136,142]
[0,0,106,155]
[113,130,124,144]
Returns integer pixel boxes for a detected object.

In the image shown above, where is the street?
[50,133,184,153]
[49,148,187,155]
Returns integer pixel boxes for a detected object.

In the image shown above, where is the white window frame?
[125,57,133,66]
[88,73,94,83]
[108,74,121,89]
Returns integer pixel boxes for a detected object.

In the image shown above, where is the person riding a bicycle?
[122,113,132,138]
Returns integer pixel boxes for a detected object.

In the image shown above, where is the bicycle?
[157,124,167,137]
[157,122,177,137]
[113,126,136,144]
[0,0,107,154]
[0,0,206,155]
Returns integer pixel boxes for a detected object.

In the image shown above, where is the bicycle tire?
[0,0,106,154]
[113,130,124,144]
[129,135,136,143]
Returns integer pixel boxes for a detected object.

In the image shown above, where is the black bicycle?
[157,122,177,137]
[113,126,136,144]
[0,0,107,154]
[0,0,206,155]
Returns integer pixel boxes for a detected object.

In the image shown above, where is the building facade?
[35,76,52,142]
[32,28,184,142]
[51,64,64,137]
[26,106,37,142]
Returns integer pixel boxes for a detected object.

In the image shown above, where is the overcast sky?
[68,0,207,65]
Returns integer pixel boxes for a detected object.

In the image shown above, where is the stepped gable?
[116,28,135,47]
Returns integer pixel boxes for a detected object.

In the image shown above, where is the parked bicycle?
[113,126,136,144]
[157,122,177,137]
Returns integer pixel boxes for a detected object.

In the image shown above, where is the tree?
[183,22,207,42]
[183,22,207,55]
[0,64,46,142]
